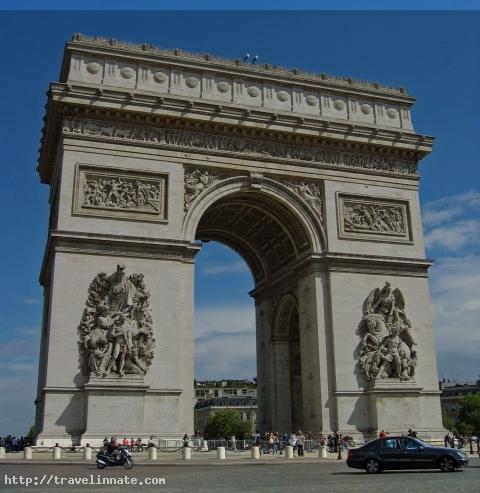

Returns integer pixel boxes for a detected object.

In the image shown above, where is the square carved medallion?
[73,165,168,222]
[337,193,412,243]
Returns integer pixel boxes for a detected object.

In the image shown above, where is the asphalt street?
[1,458,480,493]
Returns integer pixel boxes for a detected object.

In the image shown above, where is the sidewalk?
[0,449,342,466]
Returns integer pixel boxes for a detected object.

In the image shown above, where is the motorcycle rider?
[105,437,120,460]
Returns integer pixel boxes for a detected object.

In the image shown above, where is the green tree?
[204,410,251,439]
[26,426,36,440]
[442,410,456,433]
[456,395,480,435]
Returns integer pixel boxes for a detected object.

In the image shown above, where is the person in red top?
[122,437,129,447]
[379,430,386,438]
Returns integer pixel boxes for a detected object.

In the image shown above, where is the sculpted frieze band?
[63,117,418,176]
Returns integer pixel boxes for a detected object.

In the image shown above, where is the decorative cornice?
[43,231,201,271]
[61,117,418,177]
[68,33,409,97]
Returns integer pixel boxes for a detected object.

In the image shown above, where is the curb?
[0,458,336,467]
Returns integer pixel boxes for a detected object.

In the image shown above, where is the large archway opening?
[192,185,318,435]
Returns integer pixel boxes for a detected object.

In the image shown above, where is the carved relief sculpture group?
[344,201,406,235]
[356,282,417,386]
[83,174,162,213]
[78,265,155,377]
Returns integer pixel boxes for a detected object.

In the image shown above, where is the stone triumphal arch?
[34,34,444,445]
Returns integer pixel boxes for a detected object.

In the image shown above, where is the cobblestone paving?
[1,457,479,492]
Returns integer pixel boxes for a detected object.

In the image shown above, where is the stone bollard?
[319,445,327,459]
[83,445,91,461]
[53,445,61,460]
[286,445,294,458]
[182,447,191,460]
[24,447,33,460]
[251,445,260,459]
[148,446,157,460]
[217,446,225,460]
[0,447,5,460]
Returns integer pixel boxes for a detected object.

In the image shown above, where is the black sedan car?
[346,436,469,473]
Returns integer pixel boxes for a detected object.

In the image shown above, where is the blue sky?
[0,9,479,435]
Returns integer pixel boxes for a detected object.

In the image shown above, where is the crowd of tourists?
[0,436,32,452]
[443,432,480,450]
[102,436,154,452]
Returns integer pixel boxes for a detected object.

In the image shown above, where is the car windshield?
[411,437,431,448]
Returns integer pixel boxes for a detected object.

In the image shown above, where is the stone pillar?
[272,340,292,432]
[182,447,191,460]
[53,445,61,460]
[297,270,333,434]
[285,445,294,458]
[251,446,260,459]
[83,445,91,461]
[319,445,327,459]
[148,447,157,460]
[24,447,33,460]
[0,447,5,459]
[217,447,225,459]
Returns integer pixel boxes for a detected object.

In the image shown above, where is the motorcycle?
[96,446,133,469]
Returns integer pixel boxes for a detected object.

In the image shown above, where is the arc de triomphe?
[34,34,444,445]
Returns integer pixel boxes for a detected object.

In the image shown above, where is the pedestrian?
[183,433,190,447]
[289,433,298,455]
[297,431,305,457]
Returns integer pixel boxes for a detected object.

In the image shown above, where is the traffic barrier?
[24,447,32,460]
[182,447,191,460]
[286,445,294,458]
[319,445,327,458]
[53,445,61,460]
[0,447,5,459]
[251,446,260,459]
[217,446,225,459]
[148,447,157,460]
[83,445,91,461]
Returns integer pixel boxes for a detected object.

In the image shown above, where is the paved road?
[1,458,479,492]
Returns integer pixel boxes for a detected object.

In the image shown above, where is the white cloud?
[201,261,250,276]
[195,332,256,380]
[0,376,37,436]
[423,190,480,227]
[424,219,480,250]
[22,298,40,305]
[194,304,256,379]
[422,190,480,252]
[195,304,255,338]
[429,255,480,380]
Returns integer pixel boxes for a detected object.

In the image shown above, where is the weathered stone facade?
[34,34,443,446]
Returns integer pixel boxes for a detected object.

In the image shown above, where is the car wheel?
[439,456,456,472]
[365,458,381,474]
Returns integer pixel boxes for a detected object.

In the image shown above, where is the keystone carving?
[356,282,417,386]
[78,265,155,377]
